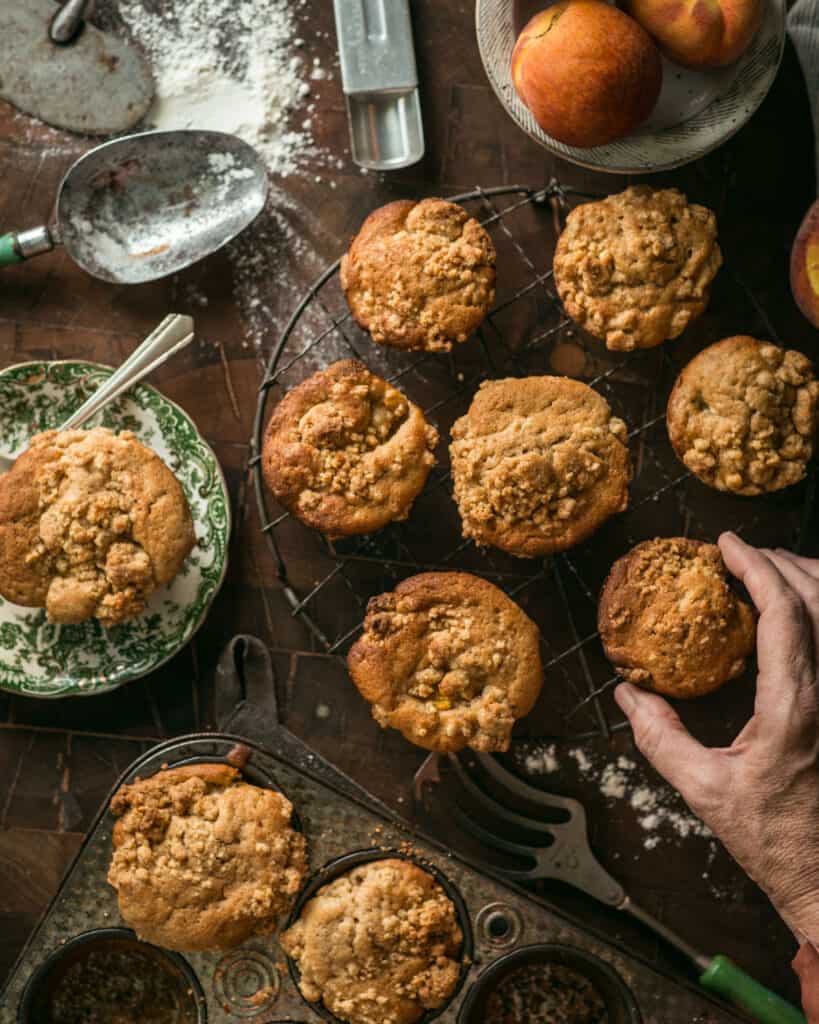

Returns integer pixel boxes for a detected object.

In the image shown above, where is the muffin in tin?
[281,857,464,1024]
[107,762,306,952]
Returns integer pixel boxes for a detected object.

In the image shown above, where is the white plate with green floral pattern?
[0,361,230,698]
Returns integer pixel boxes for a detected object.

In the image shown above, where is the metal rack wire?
[251,182,814,744]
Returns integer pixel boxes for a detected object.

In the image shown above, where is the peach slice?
[791,200,819,330]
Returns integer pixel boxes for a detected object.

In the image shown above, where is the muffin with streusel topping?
[0,427,194,626]
[340,198,496,353]
[262,360,438,537]
[450,376,631,558]
[554,186,721,351]
[347,571,543,752]
[281,857,463,1024]
[667,336,819,495]
[107,763,306,952]
[598,537,756,698]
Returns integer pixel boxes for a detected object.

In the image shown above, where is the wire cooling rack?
[251,183,816,744]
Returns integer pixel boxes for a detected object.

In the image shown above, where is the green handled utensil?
[416,751,806,1023]
[1,129,268,283]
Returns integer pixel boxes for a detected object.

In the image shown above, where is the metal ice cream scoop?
[0,130,269,283]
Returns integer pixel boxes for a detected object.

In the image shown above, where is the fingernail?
[614,683,636,713]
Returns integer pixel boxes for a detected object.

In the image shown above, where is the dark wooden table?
[0,0,816,1011]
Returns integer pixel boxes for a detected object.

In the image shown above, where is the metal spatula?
[419,751,805,1024]
[0,0,153,135]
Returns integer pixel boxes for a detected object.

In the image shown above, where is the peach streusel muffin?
[450,376,631,557]
[554,187,721,351]
[281,858,463,1024]
[107,763,306,952]
[0,427,194,626]
[347,571,543,752]
[598,537,756,698]
[340,198,496,352]
[262,360,438,537]
[667,336,819,495]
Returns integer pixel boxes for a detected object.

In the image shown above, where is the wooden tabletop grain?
[0,0,816,1009]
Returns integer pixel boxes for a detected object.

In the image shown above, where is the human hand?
[614,532,819,943]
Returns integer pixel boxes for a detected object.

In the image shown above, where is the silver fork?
[419,752,806,1024]
[0,313,194,474]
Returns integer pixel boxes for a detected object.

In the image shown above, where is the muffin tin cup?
[17,927,207,1024]
[457,942,642,1023]
[284,848,475,1024]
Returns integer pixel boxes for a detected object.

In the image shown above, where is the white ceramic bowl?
[475,0,785,173]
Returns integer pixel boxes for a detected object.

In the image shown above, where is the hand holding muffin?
[615,534,819,950]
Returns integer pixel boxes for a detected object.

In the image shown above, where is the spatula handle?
[701,956,806,1023]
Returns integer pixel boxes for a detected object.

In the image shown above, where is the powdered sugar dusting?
[115,0,329,176]
[519,743,711,849]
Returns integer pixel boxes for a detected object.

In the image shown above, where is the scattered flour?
[524,744,559,775]
[518,743,711,849]
[114,0,330,175]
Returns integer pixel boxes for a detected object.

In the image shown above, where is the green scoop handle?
[701,956,806,1024]
[0,233,23,266]
[0,227,55,266]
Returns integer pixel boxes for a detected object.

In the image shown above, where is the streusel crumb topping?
[262,360,438,538]
[0,427,194,626]
[281,859,462,1024]
[554,186,721,351]
[668,337,819,495]
[108,764,306,952]
[340,198,496,352]
[450,377,630,557]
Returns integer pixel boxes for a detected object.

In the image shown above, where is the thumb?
[615,683,725,804]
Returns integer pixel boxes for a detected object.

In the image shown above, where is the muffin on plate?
[554,187,722,351]
[450,376,631,558]
[598,537,756,698]
[667,336,819,495]
[262,360,438,537]
[340,198,496,352]
[0,427,194,626]
[347,571,543,752]
[107,763,306,952]
[281,858,463,1024]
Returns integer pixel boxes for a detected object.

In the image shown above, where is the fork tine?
[454,806,544,864]
[448,754,559,837]
[474,752,586,817]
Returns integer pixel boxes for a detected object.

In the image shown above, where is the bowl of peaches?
[476,0,784,172]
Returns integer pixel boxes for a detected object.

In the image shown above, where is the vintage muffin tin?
[2,733,745,1023]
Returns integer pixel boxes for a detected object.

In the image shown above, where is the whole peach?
[511,1,663,148]
[791,200,819,330]
[622,0,764,67]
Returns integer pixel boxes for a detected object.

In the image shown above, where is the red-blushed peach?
[791,200,819,330]
[622,0,764,67]
[511,1,662,148]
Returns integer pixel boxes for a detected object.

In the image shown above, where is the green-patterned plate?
[0,361,230,698]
